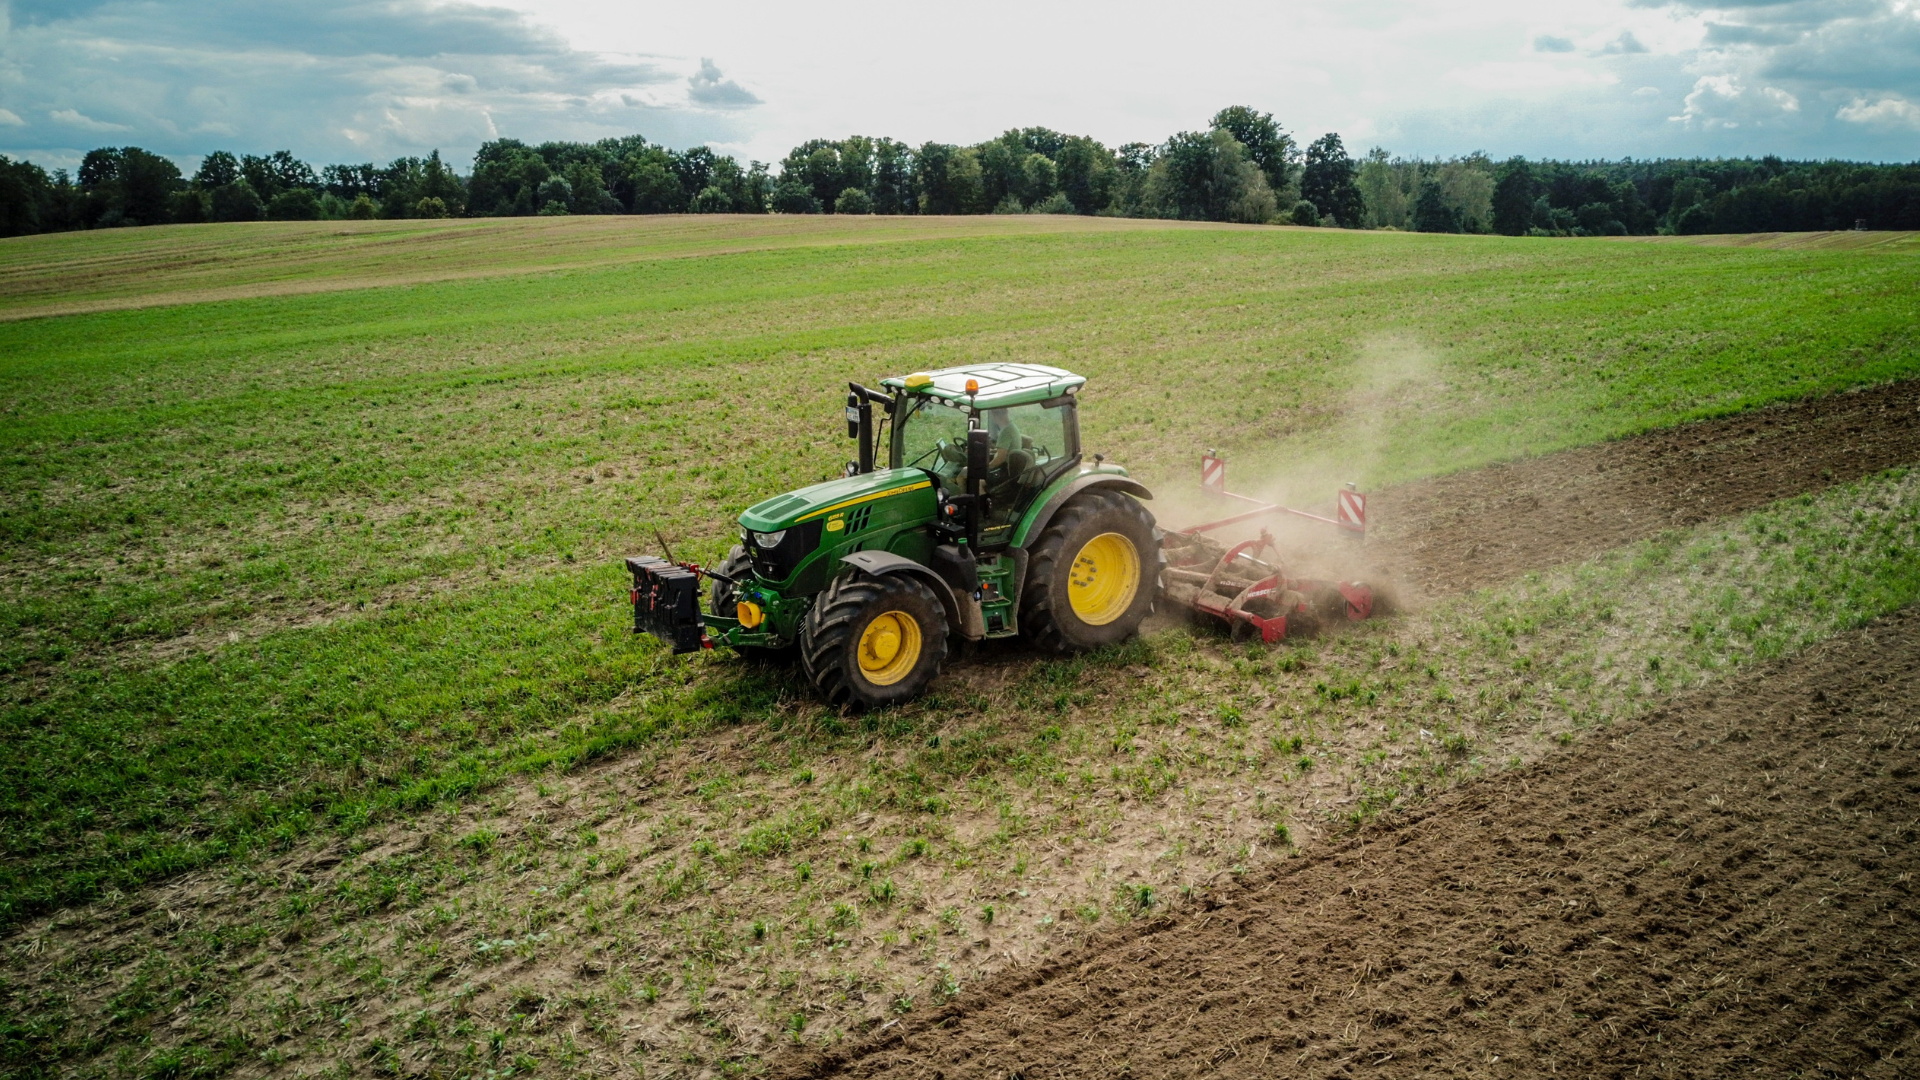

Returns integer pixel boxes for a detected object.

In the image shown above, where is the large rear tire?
[1020,489,1163,653]
[801,573,950,709]
[709,545,796,663]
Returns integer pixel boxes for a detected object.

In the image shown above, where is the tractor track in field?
[1362,377,1920,600]
[772,607,1920,1080]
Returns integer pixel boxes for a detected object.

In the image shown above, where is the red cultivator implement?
[1161,452,1378,643]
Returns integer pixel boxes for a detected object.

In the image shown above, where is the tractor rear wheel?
[710,545,796,663]
[1020,489,1163,653]
[801,572,950,709]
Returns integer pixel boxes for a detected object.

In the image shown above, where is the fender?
[839,550,976,638]
[1011,473,1155,551]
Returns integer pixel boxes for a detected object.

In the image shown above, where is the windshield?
[896,397,974,481]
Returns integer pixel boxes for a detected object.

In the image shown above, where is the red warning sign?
[1337,489,1367,533]
[1200,453,1226,494]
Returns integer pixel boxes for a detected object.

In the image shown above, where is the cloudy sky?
[2,0,1916,173]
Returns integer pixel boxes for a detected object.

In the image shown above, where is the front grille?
[746,520,823,581]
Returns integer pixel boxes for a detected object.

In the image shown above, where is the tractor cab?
[878,364,1085,547]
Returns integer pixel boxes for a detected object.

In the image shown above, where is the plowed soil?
[1366,377,1920,598]
[776,607,1920,1080]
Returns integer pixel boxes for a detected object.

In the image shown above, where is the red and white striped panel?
[1337,488,1367,532]
[1200,453,1226,494]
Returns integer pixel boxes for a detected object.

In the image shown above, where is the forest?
[3,106,1917,238]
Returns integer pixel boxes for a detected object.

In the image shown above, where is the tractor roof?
[881,362,1084,409]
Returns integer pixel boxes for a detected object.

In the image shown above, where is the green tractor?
[626,362,1162,708]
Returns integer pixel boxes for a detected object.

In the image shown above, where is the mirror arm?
[846,383,874,474]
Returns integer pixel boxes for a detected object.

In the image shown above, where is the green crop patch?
[0,563,805,922]
[0,216,1916,927]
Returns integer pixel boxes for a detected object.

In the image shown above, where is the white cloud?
[687,59,760,109]
[0,1,754,167]
[1670,75,1803,128]
[0,109,25,127]
[50,108,133,132]
[1838,94,1920,128]
[1600,31,1650,54]
[1642,1,1919,150]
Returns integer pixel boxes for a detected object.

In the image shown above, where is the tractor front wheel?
[710,545,796,663]
[1021,489,1163,653]
[801,572,950,709]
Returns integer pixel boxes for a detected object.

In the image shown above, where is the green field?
[2,215,1918,1076]
[0,215,1915,922]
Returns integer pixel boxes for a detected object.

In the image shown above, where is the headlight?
[753,529,787,549]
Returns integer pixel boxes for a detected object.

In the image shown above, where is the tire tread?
[801,573,948,708]
[1020,489,1164,653]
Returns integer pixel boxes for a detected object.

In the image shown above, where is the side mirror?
[845,392,861,439]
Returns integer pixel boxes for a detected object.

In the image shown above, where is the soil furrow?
[780,605,1920,1079]
[1367,377,1920,598]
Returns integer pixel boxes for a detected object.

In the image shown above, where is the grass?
[0,214,1916,932]
[6,464,1917,1079]
[0,214,1188,318]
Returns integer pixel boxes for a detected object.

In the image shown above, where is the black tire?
[709,545,796,663]
[1020,489,1164,653]
[800,572,950,709]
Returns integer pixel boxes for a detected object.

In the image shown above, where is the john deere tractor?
[626,362,1162,708]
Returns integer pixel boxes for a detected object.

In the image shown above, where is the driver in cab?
[985,408,1023,474]
[937,408,1024,493]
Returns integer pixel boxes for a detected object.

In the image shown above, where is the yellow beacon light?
[965,378,980,395]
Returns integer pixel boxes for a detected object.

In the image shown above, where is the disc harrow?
[1160,452,1378,642]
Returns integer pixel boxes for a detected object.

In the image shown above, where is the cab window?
[979,398,1077,523]
[895,397,972,481]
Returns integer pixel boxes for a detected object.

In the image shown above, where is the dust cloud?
[1150,335,1443,602]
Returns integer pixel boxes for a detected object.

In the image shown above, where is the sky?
[1,0,1916,174]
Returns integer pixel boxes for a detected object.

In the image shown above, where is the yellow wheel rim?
[856,609,922,686]
[1068,531,1141,626]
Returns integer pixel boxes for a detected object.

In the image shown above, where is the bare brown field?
[1365,376,1920,599]
[778,606,1920,1080]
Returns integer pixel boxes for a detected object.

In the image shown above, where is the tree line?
[4,108,1917,238]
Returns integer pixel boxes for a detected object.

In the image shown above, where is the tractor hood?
[738,468,934,533]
